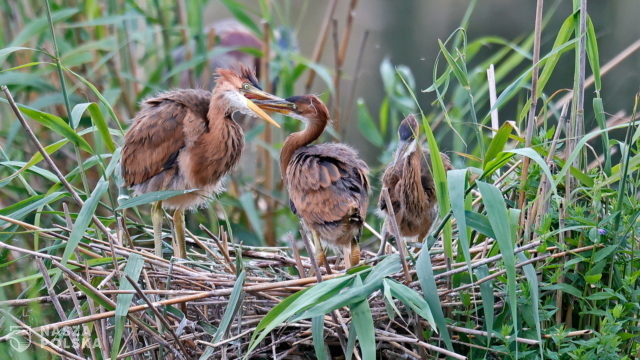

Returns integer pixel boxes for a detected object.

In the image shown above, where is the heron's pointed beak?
[250,99,296,115]
[246,98,281,128]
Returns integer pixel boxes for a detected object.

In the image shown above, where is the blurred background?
[1,0,639,247]
[203,0,640,164]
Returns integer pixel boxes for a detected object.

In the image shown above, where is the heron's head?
[398,114,419,143]
[214,66,284,128]
[250,94,329,125]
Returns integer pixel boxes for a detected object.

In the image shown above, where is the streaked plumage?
[260,95,369,268]
[122,89,237,209]
[121,66,283,258]
[378,114,452,243]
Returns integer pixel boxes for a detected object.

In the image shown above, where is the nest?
[0,215,599,360]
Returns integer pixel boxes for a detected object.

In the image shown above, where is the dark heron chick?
[255,95,370,269]
[378,114,453,250]
[121,66,284,259]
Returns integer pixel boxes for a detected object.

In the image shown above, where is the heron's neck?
[280,117,327,180]
[208,89,233,126]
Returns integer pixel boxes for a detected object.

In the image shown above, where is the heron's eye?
[242,83,250,90]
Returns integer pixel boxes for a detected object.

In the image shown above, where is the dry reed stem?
[376,329,466,360]
[529,102,569,233]
[487,64,499,136]
[35,259,84,358]
[381,188,412,284]
[304,0,339,92]
[2,310,85,360]
[518,0,544,235]
[447,325,538,345]
[344,30,370,126]
[124,274,190,358]
[331,18,341,130]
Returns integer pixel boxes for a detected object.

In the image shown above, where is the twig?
[35,259,84,358]
[195,328,253,348]
[200,224,236,273]
[442,244,600,296]
[376,329,466,360]
[433,240,541,281]
[9,272,345,336]
[299,228,352,356]
[1,310,86,360]
[381,188,412,284]
[447,325,538,345]
[46,260,170,347]
[124,274,190,359]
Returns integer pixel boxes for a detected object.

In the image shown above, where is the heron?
[378,114,452,250]
[122,66,284,258]
[255,95,370,269]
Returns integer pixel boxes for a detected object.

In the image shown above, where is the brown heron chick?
[122,66,283,259]
[378,114,452,248]
[255,95,370,269]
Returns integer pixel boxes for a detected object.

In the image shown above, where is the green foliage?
[1,0,639,359]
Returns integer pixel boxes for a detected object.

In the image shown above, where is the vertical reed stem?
[261,18,276,246]
[517,0,543,239]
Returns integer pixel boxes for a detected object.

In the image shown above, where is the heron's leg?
[377,219,390,256]
[152,201,163,257]
[311,230,326,268]
[350,237,361,267]
[342,243,351,270]
[173,208,186,258]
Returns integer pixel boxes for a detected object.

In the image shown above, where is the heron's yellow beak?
[246,98,281,128]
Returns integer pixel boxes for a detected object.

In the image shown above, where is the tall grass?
[1,1,640,359]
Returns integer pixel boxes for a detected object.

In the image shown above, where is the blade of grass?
[475,265,494,347]
[416,247,453,350]
[386,279,437,331]
[0,192,66,227]
[111,253,144,360]
[51,177,109,286]
[0,99,93,153]
[518,252,542,358]
[116,189,199,210]
[212,270,246,342]
[70,102,116,152]
[311,316,329,360]
[477,181,517,355]
[246,274,355,357]
[350,276,375,360]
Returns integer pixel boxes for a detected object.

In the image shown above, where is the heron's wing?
[287,144,369,225]
[419,150,453,197]
[121,90,210,187]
